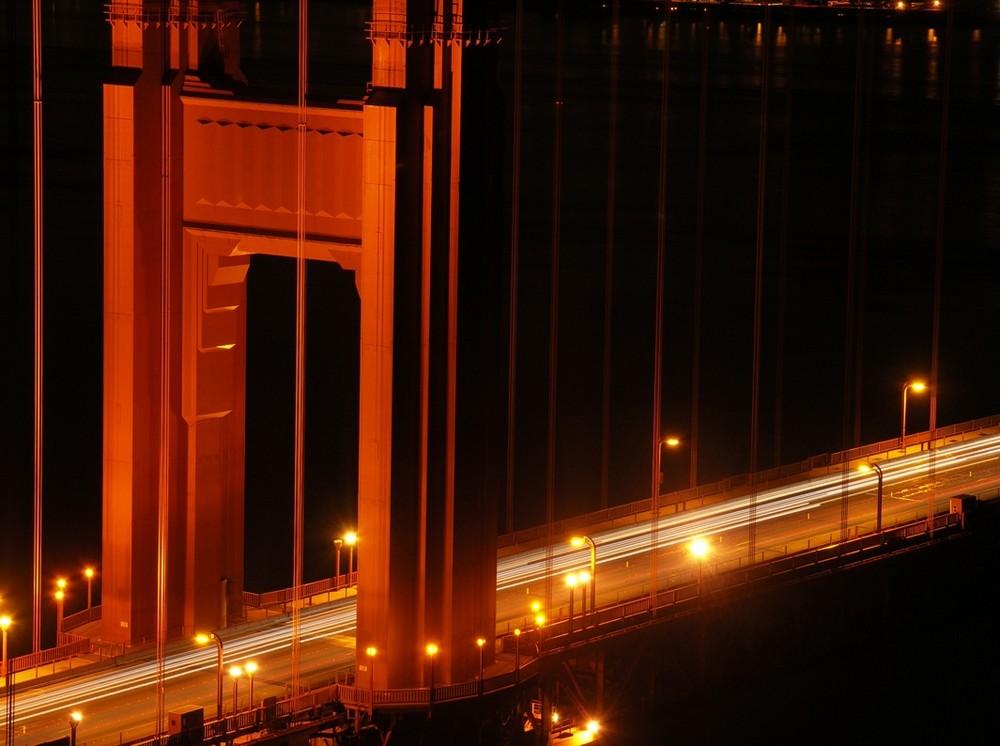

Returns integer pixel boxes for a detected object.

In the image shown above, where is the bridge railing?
[116,505,980,746]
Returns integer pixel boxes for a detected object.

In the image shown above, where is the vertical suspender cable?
[690,17,708,491]
[292,0,309,697]
[774,9,796,468]
[749,8,772,564]
[928,3,954,534]
[155,11,173,734]
[853,11,875,449]
[651,4,671,614]
[31,0,44,658]
[505,0,524,535]
[600,0,621,511]
[840,8,866,540]
[544,0,565,613]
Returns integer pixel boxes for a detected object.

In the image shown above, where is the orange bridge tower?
[102,0,502,689]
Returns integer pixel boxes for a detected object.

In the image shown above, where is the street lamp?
[195,632,224,720]
[476,637,486,695]
[860,463,885,534]
[901,381,927,446]
[689,537,710,592]
[333,538,343,590]
[570,535,597,621]
[69,711,82,746]
[513,628,521,685]
[365,646,377,714]
[1,615,11,681]
[244,661,257,712]
[344,531,358,587]
[83,567,95,611]
[425,643,438,710]
[229,664,242,714]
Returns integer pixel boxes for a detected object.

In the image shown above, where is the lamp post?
[656,435,682,491]
[54,587,65,646]
[344,532,357,587]
[565,573,578,640]
[83,568,95,611]
[244,661,257,712]
[901,381,927,447]
[333,538,343,590]
[513,628,521,685]
[195,632,224,720]
[365,646,377,715]
[1,615,11,681]
[476,637,486,695]
[689,537,710,593]
[425,643,438,712]
[69,711,82,746]
[229,665,242,714]
[570,535,597,622]
[860,463,885,534]
[577,570,591,623]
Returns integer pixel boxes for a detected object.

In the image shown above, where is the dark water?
[2,1,999,656]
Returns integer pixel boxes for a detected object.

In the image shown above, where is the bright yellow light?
[55,590,64,601]
[535,614,546,627]
[84,567,94,579]
[344,531,358,546]
[587,720,600,734]
[477,637,486,648]
[663,436,681,447]
[229,665,243,679]
[70,711,83,723]
[578,570,591,584]
[244,661,258,676]
[565,573,578,588]
[56,578,67,590]
[366,646,377,657]
[690,538,710,559]
[514,628,521,637]
[426,643,438,657]
[551,710,560,724]
[0,615,11,632]
[195,633,213,645]
[571,536,585,547]
[911,381,927,392]
[531,601,542,613]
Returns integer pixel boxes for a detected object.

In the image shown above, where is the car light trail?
[10,432,1000,740]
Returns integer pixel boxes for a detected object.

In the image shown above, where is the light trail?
[8,432,999,742]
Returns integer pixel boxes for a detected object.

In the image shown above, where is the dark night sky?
[3,0,1000,659]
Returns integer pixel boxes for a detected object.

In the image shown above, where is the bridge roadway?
[5,422,1000,745]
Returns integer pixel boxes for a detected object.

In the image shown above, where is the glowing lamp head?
[344,531,357,546]
[477,637,486,648]
[426,643,438,657]
[229,665,243,680]
[690,538,710,559]
[366,646,377,658]
[244,661,258,677]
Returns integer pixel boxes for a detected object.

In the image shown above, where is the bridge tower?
[101,0,502,688]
